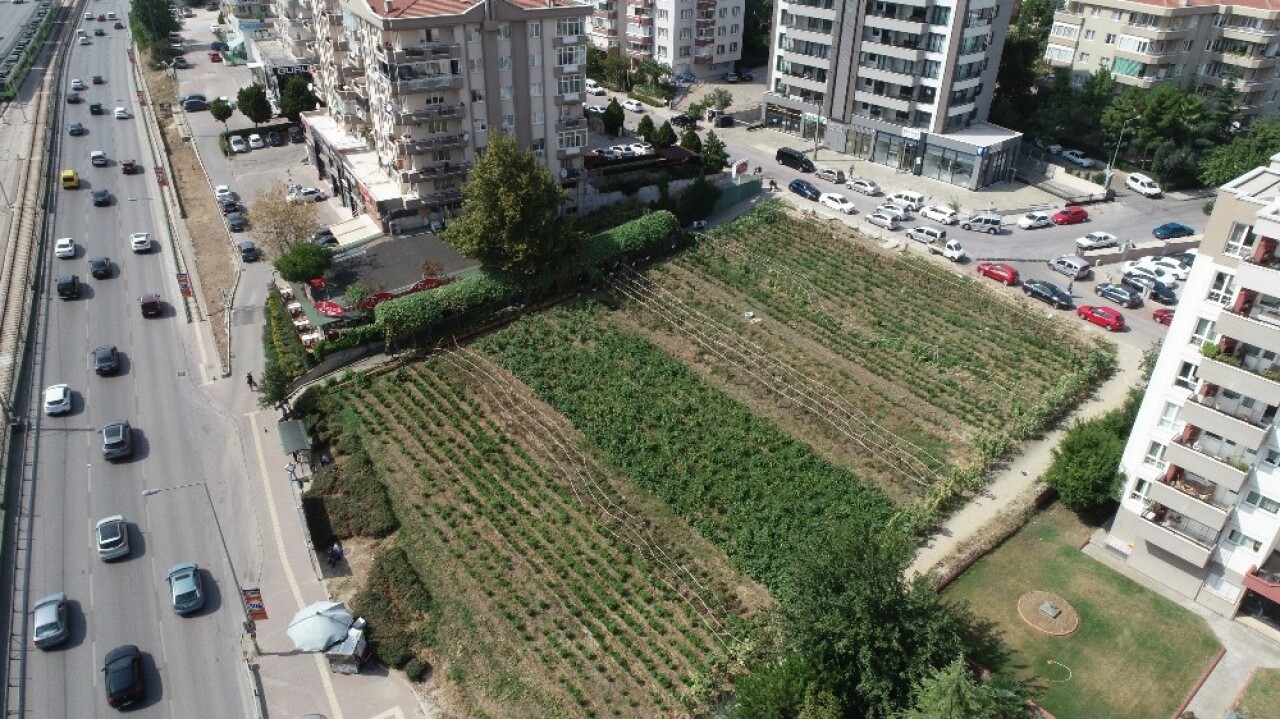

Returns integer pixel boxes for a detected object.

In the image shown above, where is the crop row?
[478,302,896,593]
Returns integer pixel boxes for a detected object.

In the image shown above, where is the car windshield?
[34,620,59,638]
[99,524,123,545]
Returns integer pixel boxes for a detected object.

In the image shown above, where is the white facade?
[590,0,745,74]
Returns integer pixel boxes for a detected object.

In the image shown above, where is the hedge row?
[350,543,434,676]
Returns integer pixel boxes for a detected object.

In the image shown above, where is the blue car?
[788,178,820,201]
[1153,222,1195,239]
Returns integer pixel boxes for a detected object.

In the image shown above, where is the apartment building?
[279,0,591,233]
[1109,154,1280,625]
[588,0,745,75]
[761,0,1021,190]
[1045,0,1280,121]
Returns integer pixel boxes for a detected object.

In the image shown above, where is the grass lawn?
[1238,668,1280,719]
[943,503,1221,719]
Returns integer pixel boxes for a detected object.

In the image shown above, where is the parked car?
[961,213,1003,234]
[1144,256,1189,280]
[1023,279,1074,309]
[722,72,738,83]
[43,384,72,415]
[1062,149,1095,168]
[1153,221,1195,239]
[1126,172,1162,197]
[92,345,119,375]
[95,515,130,559]
[170,56,189,69]
[214,185,236,202]
[31,593,69,649]
[814,167,845,183]
[920,206,958,225]
[1122,260,1179,287]
[819,193,857,214]
[1075,231,1118,250]
[166,562,205,614]
[225,212,247,232]
[1094,282,1143,309]
[1051,206,1089,225]
[218,199,239,215]
[267,131,285,146]
[1153,308,1175,325]
[1077,305,1125,331]
[311,229,337,246]
[1168,249,1198,269]
[739,69,755,81]
[288,187,327,203]
[976,262,1019,286]
[845,178,881,196]
[238,241,259,262]
[1017,211,1052,230]
[622,99,645,112]
[229,136,247,153]
[865,212,899,231]
[129,232,153,252]
[787,178,820,201]
[208,51,223,62]
[288,125,305,143]
[875,204,910,222]
[103,645,144,708]
[248,133,265,149]
[1124,277,1178,305]
[182,98,207,112]
[101,420,133,460]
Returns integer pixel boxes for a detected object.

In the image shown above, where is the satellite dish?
[559,167,568,178]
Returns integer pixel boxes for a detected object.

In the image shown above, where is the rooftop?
[1222,151,1280,205]
[251,37,307,67]
[1110,0,1280,12]
[360,0,588,19]
[938,122,1023,148]
[302,113,403,203]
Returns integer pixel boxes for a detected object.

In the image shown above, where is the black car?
[68,122,85,136]
[103,645,144,708]
[224,212,246,232]
[788,178,820,201]
[92,345,119,375]
[1095,282,1143,309]
[210,40,229,51]
[171,56,189,69]
[1022,279,1073,309]
[182,98,207,112]
[88,256,111,279]
[266,130,284,146]
[670,113,697,129]
[92,189,111,207]
[1124,277,1178,305]
[739,69,754,81]
[67,92,81,104]
[89,102,104,115]
[56,274,80,300]
[238,241,259,262]
[311,229,337,246]
[114,20,124,28]
[288,125,305,143]
[1168,250,1198,270]
[218,199,239,215]
[94,27,105,36]
[102,420,134,460]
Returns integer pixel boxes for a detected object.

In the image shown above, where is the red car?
[976,262,1019,286]
[1153,308,1174,325]
[1051,206,1089,225]
[208,51,223,62]
[1078,305,1125,331]
[121,159,138,175]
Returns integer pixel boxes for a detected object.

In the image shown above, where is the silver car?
[166,562,205,615]
[32,593,69,649]
[95,515,130,560]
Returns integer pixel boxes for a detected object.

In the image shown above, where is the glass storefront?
[921,144,975,185]
[844,127,873,159]
[766,104,802,134]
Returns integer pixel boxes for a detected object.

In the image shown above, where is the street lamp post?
[1108,115,1142,175]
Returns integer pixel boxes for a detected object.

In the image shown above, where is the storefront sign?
[242,587,269,620]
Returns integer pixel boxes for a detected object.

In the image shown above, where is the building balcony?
[696,17,715,28]
[1221,27,1280,44]
[555,91,583,105]
[694,54,713,64]
[403,188,464,211]
[334,99,363,117]
[1181,391,1272,450]
[1216,51,1278,69]
[1134,503,1218,568]
[1166,436,1250,493]
[555,62,586,75]
[556,116,584,131]
[393,74,464,93]
[326,11,343,26]
[697,0,715,8]
[695,36,714,46]
[1148,472,1231,532]
[1237,248,1280,293]
[1198,352,1280,407]
[557,145,584,159]
[399,161,471,184]
[856,64,913,84]
[396,133,468,155]
[382,42,462,64]
[1113,74,1161,89]
[396,103,466,124]
[554,33,583,47]
[1121,22,1191,40]
[1219,304,1280,361]
[864,37,925,62]
[863,12,927,34]
[591,26,619,37]
[1245,553,1280,604]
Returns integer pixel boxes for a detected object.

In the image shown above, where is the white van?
[584,79,605,96]
[1048,254,1092,280]
[888,190,925,211]
[1126,172,1162,198]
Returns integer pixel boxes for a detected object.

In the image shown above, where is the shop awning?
[327,214,382,249]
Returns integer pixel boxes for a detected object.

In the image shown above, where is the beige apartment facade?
[1109,153,1280,624]
[588,0,746,76]
[1045,0,1280,121]
[297,0,590,233]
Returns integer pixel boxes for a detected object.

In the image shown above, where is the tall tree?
[273,242,333,282]
[237,83,273,126]
[1198,74,1243,147]
[899,658,1034,719]
[441,133,574,280]
[705,88,734,111]
[128,0,179,52]
[700,130,728,174]
[654,120,678,148]
[248,180,323,255]
[1043,416,1127,512]
[1200,117,1280,186]
[679,128,703,153]
[278,75,319,124]
[603,98,625,137]
[209,98,234,132]
[786,521,971,718]
[636,114,657,144]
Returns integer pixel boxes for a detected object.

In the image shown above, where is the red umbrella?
[308,278,327,290]
[359,292,394,310]
[314,300,345,317]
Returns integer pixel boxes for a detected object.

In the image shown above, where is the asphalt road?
[20,14,254,718]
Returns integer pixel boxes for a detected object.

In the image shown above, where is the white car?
[629,142,654,156]
[875,204,910,222]
[585,85,607,96]
[1017,212,1053,230]
[214,185,235,202]
[43,384,72,416]
[70,79,86,91]
[1075,231,1119,250]
[78,36,90,45]
[229,136,248,153]
[866,212,899,231]
[1062,149,1095,168]
[210,23,222,34]
[95,515,130,560]
[1126,172,1162,198]
[130,232,153,252]
[90,150,108,167]
[84,11,93,19]
[288,187,328,203]
[819,193,857,214]
[114,107,130,119]
[920,206,958,225]
[248,133,265,149]
[608,144,636,158]
[1145,256,1189,281]
[54,238,76,258]
[1122,261,1178,287]
[845,178,881,196]
[622,99,645,112]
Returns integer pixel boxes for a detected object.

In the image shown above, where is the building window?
[432,150,450,162]
[468,58,484,72]
[1099,57,1111,69]
[717,44,725,53]
[1158,401,1179,430]
[1044,45,1075,63]
[557,45,585,66]
[680,8,693,19]
[466,27,481,43]
[1246,491,1280,514]
[501,113,515,130]
[657,27,668,39]
[657,45,668,57]
[1206,271,1236,306]
[556,18,584,36]
[679,45,691,56]
[733,6,740,16]
[531,139,545,160]
[533,110,544,124]
[425,120,448,133]
[1129,478,1150,501]
[657,9,668,19]
[558,74,585,94]
[530,82,543,96]
[731,23,739,33]
[474,117,487,131]
[1110,10,1123,20]
[1143,441,1167,468]
[497,24,510,38]
[529,53,542,68]
[679,27,692,39]
[1227,528,1263,552]
[558,129,587,148]
[1104,32,1116,43]
[1190,317,1217,347]
[470,89,485,103]
[1175,361,1198,390]
[719,7,726,17]
[730,41,738,52]
[1084,29,1095,40]
[528,23,541,37]
[1182,39,1193,52]
[1225,222,1257,259]
[1090,6,1100,16]
[500,86,513,100]
[1079,52,1090,63]
[499,56,512,71]
[1264,448,1280,466]
[1051,23,1080,40]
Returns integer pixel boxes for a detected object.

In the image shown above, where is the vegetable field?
[344,354,763,718]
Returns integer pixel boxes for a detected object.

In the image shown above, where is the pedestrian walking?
[328,541,343,568]
[246,372,257,390]
[1067,279,1075,295]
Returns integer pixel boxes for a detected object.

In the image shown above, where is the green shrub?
[262,295,312,382]
[350,543,433,670]
[311,323,383,361]
[305,438,398,537]
[629,91,665,107]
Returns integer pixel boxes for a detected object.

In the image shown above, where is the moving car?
[56,275,80,299]
[89,102,104,115]
[70,78,86,90]
[114,20,124,28]
[1126,172,1162,198]
[139,293,162,318]
[961,213,1002,234]
[865,212,899,231]
[55,237,76,258]
[208,51,223,62]
[103,645,144,708]
[92,75,104,85]
[1077,305,1125,331]
[819,193,856,214]
[166,562,205,614]
[1153,308,1175,325]
[584,79,606,95]
[622,99,645,112]
[101,420,134,460]
[1075,231,1118,250]
[88,256,111,279]
[67,122,85,137]
[248,133,265,149]
[77,36,90,45]
[113,107,129,119]
[92,189,111,207]
[90,150,107,167]
[92,345,119,375]
[1062,149,1095,168]
[130,232,152,252]
[1023,279,1073,309]
[238,241,259,262]
[814,167,845,184]
[182,98,207,112]
[1094,282,1143,309]
[787,178,820,201]
[976,262,1019,286]
[43,384,71,415]
[96,515,130,559]
[1051,206,1089,225]
[229,136,248,153]
[845,178,881,196]
[94,27,105,36]
[120,159,138,175]
[61,170,79,189]
[67,92,81,104]
[31,593,69,649]
[1153,222,1195,239]
[1016,212,1052,230]
[920,206,958,225]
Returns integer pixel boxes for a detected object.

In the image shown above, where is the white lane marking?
[249,412,343,719]
[368,708,407,719]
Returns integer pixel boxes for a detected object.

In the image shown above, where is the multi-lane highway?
[19,10,255,717]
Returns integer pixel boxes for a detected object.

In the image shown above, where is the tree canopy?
[209,98,234,129]
[273,242,333,282]
[602,98,625,137]
[1201,117,1280,186]
[680,128,703,154]
[248,180,322,255]
[701,130,729,175]
[237,83,273,126]
[441,132,574,280]
[654,120,678,148]
[899,658,1034,719]
[1043,390,1139,513]
[636,115,657,144]
[128,0,179,54]
[279,75,320,124]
